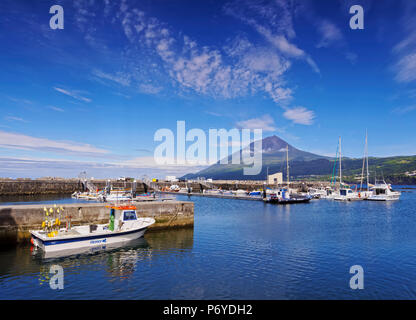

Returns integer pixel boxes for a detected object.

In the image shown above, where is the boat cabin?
[107,205,140,231]
[339,189,354,196]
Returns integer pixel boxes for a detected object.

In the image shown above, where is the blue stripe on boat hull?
[31,227,147,246]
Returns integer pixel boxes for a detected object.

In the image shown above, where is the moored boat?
[367,181,401,201]
[264,188,311,204]
[30,205,155,253]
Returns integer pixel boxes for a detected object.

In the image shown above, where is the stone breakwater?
[0,179,331,196]
[0,179,148,195]
[0,201,194,245]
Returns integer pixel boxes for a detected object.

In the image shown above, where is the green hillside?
[183,136,416,184]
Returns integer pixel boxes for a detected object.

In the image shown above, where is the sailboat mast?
[360,132,366,191]
[286,144,290,187]
[366,130,369,191]
[339,136,342,186]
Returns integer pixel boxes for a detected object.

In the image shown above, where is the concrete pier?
[0,178,326,196]
[163,191,265,201]
[0,201,194,245]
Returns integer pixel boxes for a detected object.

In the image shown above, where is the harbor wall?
[0,201,194,245]
[0,179,148,195]
[0,178,331,196]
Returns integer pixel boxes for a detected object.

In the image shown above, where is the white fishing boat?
[30,205,155,253]
[308,188,328,199]
[367,180,401,201]
[334,188,359,201]
[204,189,222,195]
[169,184,180,192]
[178,187,189,193]
[234,189,248,196]
[101,193,132,202]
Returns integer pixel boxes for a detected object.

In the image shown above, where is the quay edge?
[0,201,194,245]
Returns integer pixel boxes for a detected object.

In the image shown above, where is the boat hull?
[366,195,400,201]
[265,197,311,204]
[31,226,149,252]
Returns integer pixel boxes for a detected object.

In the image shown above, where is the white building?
[165,176,179,182]
[267,172,283,185]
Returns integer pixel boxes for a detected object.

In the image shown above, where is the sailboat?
[334,137,359,201]
[355,130,373,200]
[264,145,311,204]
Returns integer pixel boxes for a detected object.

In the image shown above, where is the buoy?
[30,238,34,245]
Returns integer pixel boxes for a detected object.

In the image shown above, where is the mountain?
[183,135,416,183]
[184,135,331,180]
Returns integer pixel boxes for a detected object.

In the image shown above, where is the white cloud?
[0,130,108,156]
[392,104,416,115]
[54,87,91,103]
[236,115,276,132]
[4,116,27,122]
[92,70,131,87]
[139,83,163,94]
[392,2,416,83]
[72,0,316,125]
[224,0,320,74]
[0,156,205,179]
[394,53,416,83]
[49,106,64,112]
[283,107,315,125]
[316,20,343,48]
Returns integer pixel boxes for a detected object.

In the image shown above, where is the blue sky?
[0,0,416,178]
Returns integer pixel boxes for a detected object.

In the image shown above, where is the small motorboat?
[30,205,155,253]
[308,188,328,199]
[203,189,222,195]
[102,193,132,202]
[334,188,359,201]
[169,185,181,192]
[234,189,248,196]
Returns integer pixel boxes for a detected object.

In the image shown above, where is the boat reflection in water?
[31,228,194,281]
[31,237,150,260]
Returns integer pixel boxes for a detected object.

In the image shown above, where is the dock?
[0,200,194,245]
[162,191,265,201]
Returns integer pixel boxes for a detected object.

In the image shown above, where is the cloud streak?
[283,107,315,125]
[54,87,92,103]
[0,130,108,156]
[392,1,416,83]
[236,115,277,132]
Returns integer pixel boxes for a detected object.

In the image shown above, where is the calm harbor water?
[1,187,416,299]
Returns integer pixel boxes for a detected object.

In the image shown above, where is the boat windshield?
[123,210,137,221]
[375,188,386,195]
